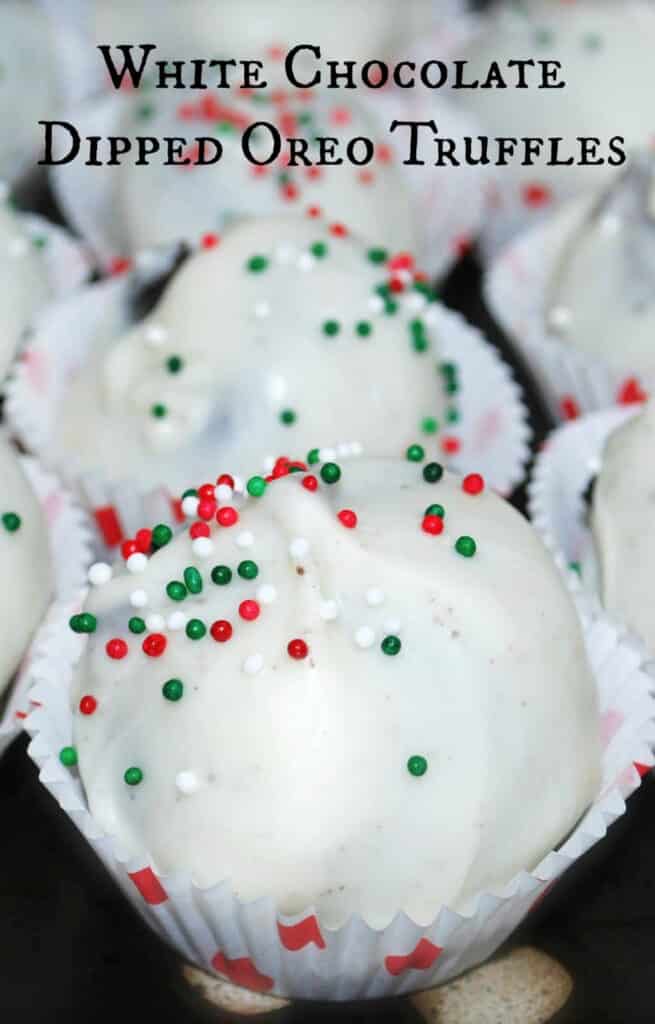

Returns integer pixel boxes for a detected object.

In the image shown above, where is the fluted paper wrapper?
[5,270,531,554]
[0,458,93,757]
[23,590,655,1000]
[484,200,652,422]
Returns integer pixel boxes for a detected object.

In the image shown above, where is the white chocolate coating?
[0,433,53,695]
[546,161,655,375]
[457,0,655,249]
[0,3,62,180]
[73,459,600,928]
[590,402,655,652]
[51,87,415,262]
[0,202,50,383]
[56,216,450,492]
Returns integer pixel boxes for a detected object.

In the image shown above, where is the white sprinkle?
[88,562,112,587]
[263,455,276,472]
[215,483,233,503]
[126,552,148,574]
[396,268,412,284]
[424,305,440,326]
[146,613,165,632]
[547,306,572,331]
[168,611,187,631]
[404,292,427,314]
[8,236,28,257]
[366,588,385,607]
[176,771,200,795]
[319,446,336,462]
[384,617,402,634]
[267,374,288,402]
[181,495,200,517]
[243,653,264,675]
[254,300,271,319]
[191,537,214,558]
[289,537,309,560]
[129,589,148,608]
[336,442,352,457]
[298,252,315,272]
[257,584,277,605]
[144,324,168,347]
[368,295,385,314]
[233,476,245,494]
[236,530,254,548]
[320,600,338,621]
[355,626,375,648]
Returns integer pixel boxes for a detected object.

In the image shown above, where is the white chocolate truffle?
[51,88,415,262]
[0,433,53,695]
[546,158,655,376]
[0,3,62,180]
[55,216,450,492]
[72,458,600,929]
[589,402,655,651]
[457,0,655,251]
[0,202,50,382]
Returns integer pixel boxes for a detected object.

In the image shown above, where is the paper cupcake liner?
[0,456,93,757]
[5,261,531,554]
[527,407,644,621]
[484,199,652,422]
[23,589,655,1000]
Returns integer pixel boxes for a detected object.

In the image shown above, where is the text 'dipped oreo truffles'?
[52,217,454,492]
[0,432,52,698]
[68,457,601,930]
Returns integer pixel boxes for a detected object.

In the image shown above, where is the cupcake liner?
[23,590,655,1000]
[484,199,652,422]
[5,262,531,553]
[527,407,641,614]
[0,456,93,757]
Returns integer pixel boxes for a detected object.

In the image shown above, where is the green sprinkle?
[137,103,154,120]
[381,635,401,656]
[247,254,268,273]
[186,618,206,640]
[247,475,267,497]
[311,241,328,259]
[421,416,438,435]
[166,580,187,602]
[32,235,47,250]
[307,448,320,465]
[367,246,388,264]
[384,298,398,316]
[425,503,445,518]
[128,617,146,634]
[2,512,21,532]
[59,746,78,768]
[124,766,143,786]
[238,560,259,581]
[407,755,428,777]
[181,488,198,500]
[355,320,373,337]
[151,524,173,549]
[406,444,425,463]
[162,678,184,702]
[322,319,340,337]
[280,408,296,426]
[320,462,341,485]
[455,536,477,558]
[183,566,203,594]
[151,403,167,419]
[69,613,97,634]
[423,462,444,484]
[569,561,582,577]
[446,407,460,424]
[166,355,184,374]
[211,565,232,586]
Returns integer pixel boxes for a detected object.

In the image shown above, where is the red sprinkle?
[422,515,444,536]
[302,474,318,491]
[216,506,239,527]
[79,695,97,716]
[216,474,235,488]
[559,395,580,421]
[134,528,152,553]
[211,620,233,643]
[189,521,210,539]
[201,232,220,249]
[389,252,414,272]
[329,222,348,237]
[441,436,461,455]
[462,473,485,496]
[198,483,217,500]
[197,498,217,521]
[121,539,138,560]
[307,205,322,218]
[337,509,358,529]
[287,638,309,660]
[143,633,167,658]
[617,377,648,405]
[239,600,260,621]
[106,638,128,660]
